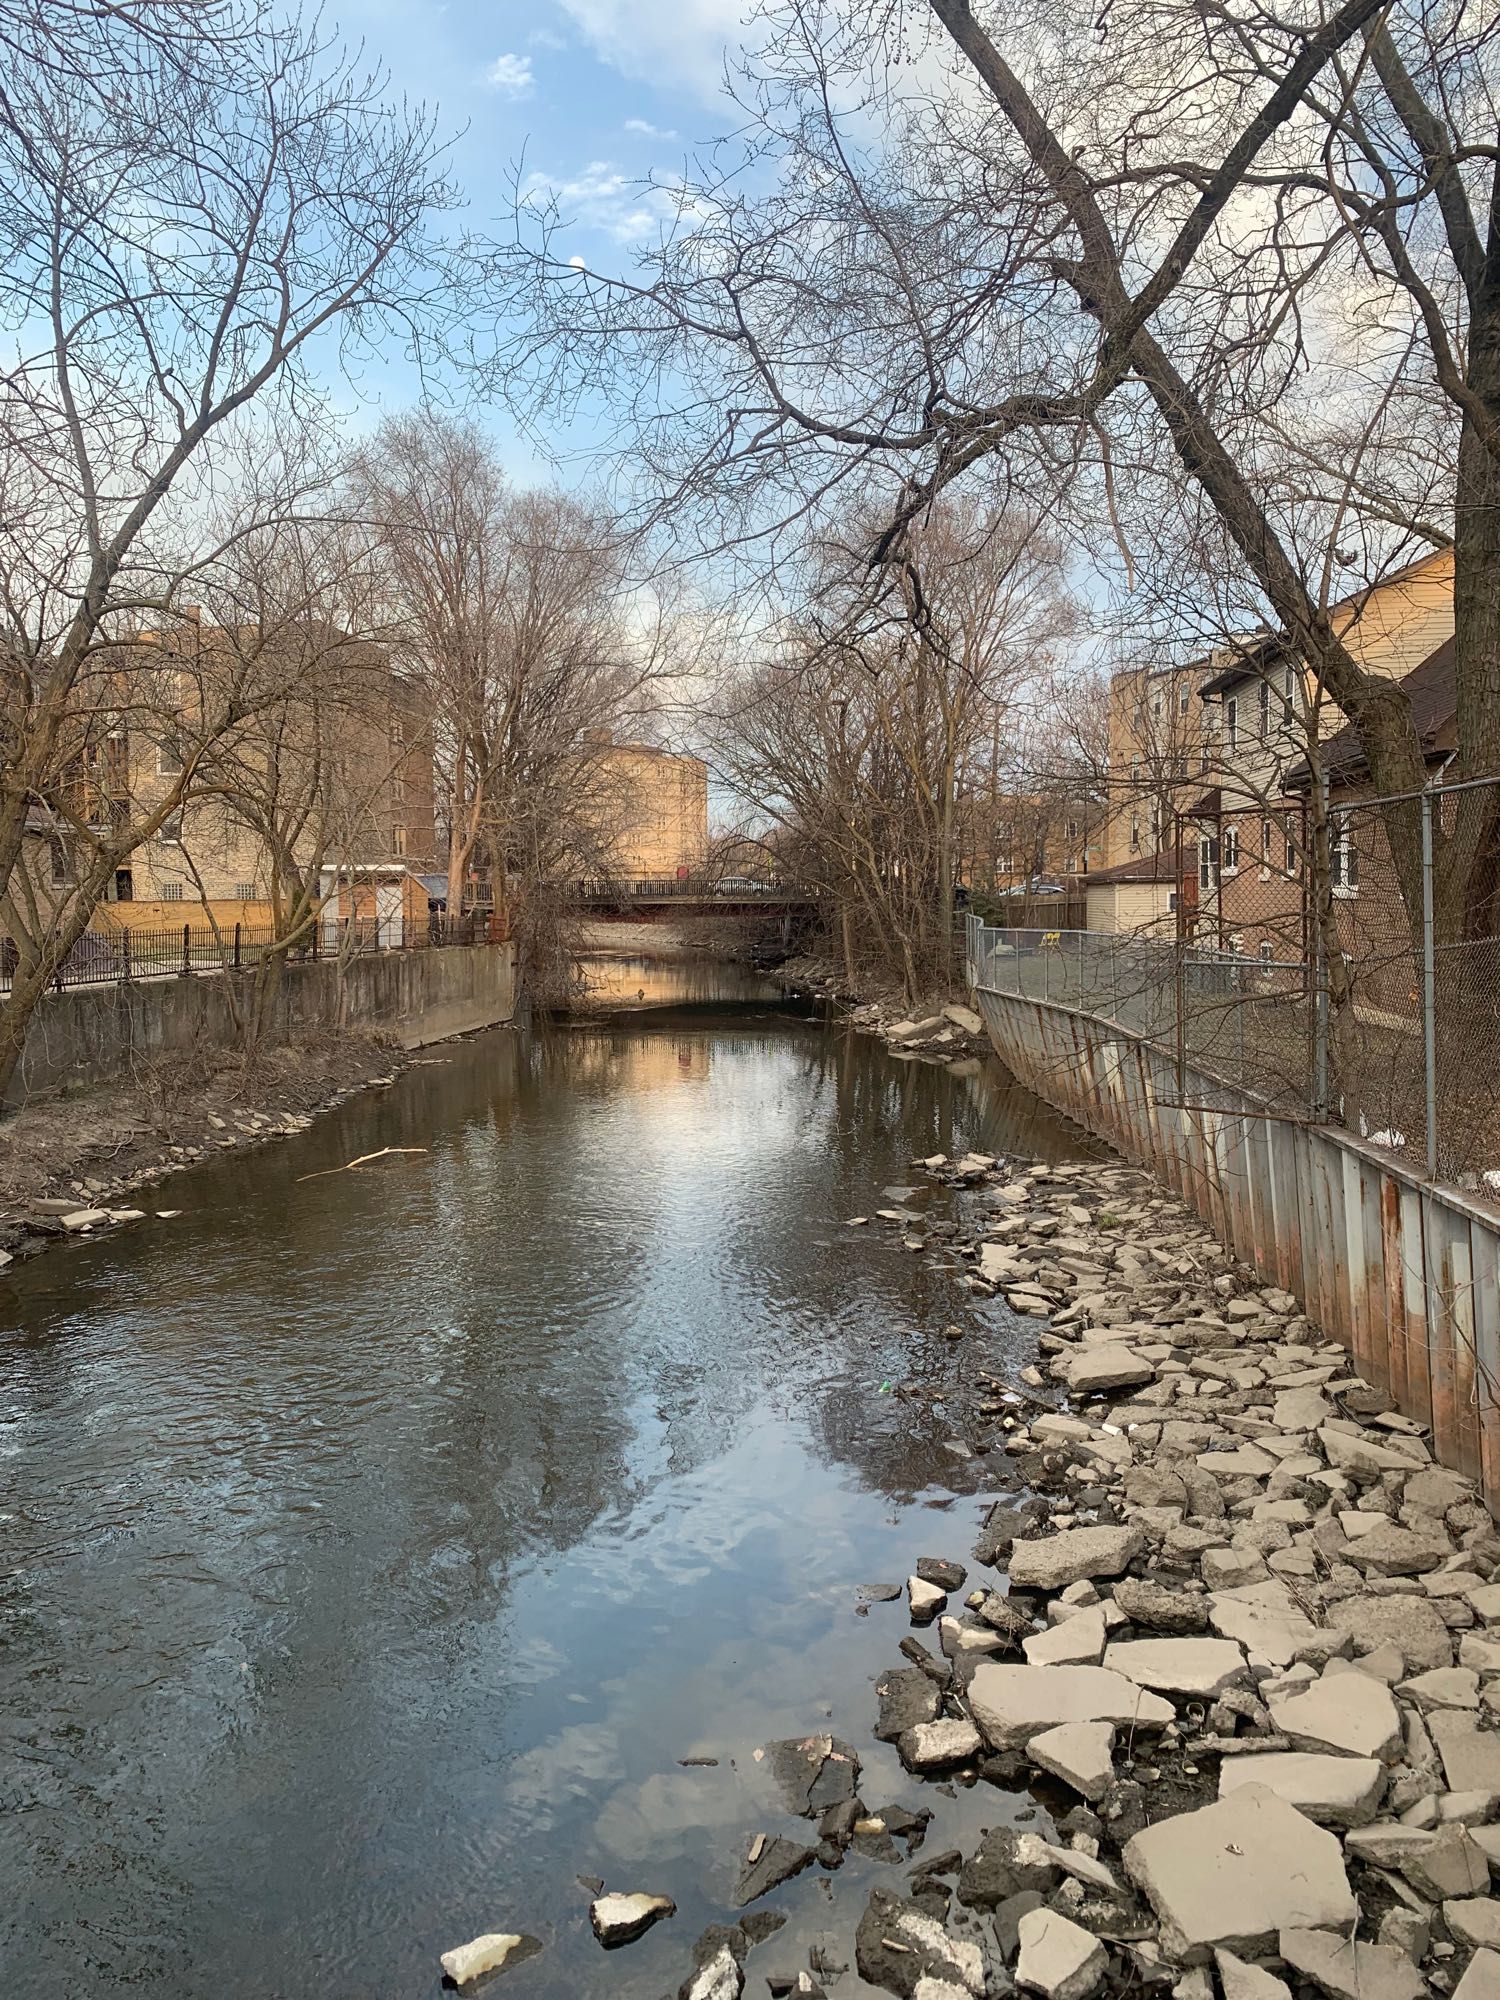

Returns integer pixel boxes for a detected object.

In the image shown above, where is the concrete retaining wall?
[972,986,1500,1513]
[9,942,517,1105]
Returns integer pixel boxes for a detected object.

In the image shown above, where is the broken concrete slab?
[1214,1951,1291,2000]
[1026,1719,1116,1801]
[1024,1606,1107,1667]
[1444,1900,1500,1950]
[1015,1907,1109,2000]
[1454,1950,1500,2000]
[1324,1594,1454,1673]
[1218,1753,1384,1829]
[734,1837,816,1907]
[1277,1930,1424,2000]
[967,1663,1174,1749]
[1103,1638,1248,1697]
[898,1720,982,1772]
[1429,1715,1500,1796]
[1122,1785,1357,1963]
[854,1888,984,1997]
[1007,1527,1144,1592]
[1267,1674,1403,1762]
[1111,1577,1209,1634]
[590,1893,676,1947]
[439,1933,537,1986]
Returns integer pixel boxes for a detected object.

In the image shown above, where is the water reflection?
[0,996,1095,1998]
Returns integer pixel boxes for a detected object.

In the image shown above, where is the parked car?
[714,876,771,895]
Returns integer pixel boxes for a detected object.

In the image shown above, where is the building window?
[390,717,406,747]
[1152,692,1164,723]
[1262,817,1273,869]
[1066,819,1079,842]
[1129,818,1141,853]
[1258,681,1270,739]
[114,868,133,902]
[392,824,408,858]
[235,882,255,901]
[1179,684,1191,714]
[391,769,406,806]
[48,836,68,887]
[1198,837,1216,890]
[1130,755,1140,783]
[1331,812,1359,896]
[1200,741,1211,775]
[1283,664,1297,719]
[1225,696,1238,750]
[156,739,184,777]
[161,881,184,901]
[1222,823,1239,873]
[1259,939,1274,966]
[157,812,182,845]
[1148,803,1161,843]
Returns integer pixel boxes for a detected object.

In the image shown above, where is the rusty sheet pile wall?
[968,932,1500,1514]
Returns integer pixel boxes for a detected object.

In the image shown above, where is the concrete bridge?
[575,878,817,924]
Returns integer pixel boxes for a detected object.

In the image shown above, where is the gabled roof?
[1283,637,1455,792]
[1198,546,1452,699]
[1086,845,1190,885]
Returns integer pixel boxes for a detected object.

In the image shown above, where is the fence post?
[1422,791,1438,1179]
[122,929,131,982]
[181,923,191,976]
[233,921,241,970]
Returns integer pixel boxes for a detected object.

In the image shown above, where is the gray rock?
[1267,1674,1403,1761]
[968,1663,1174,1749]
[1065,1348,1156,1395]
[1444,1900,1500,1950]
[590,1893,676,1947]
[1343,1523,1447,1577]
[957,1826,1061,1908]
[1278,1930,1425,2000]
[1027,1719,1116,1801]
[1218,1752,1384,1828]
[855,1888,984,1997]
[1429,1715,1500,1795]
[1015,1908,1109,2000]
[1007,1527,1144,1592]
[1213,1949,1292,2000]
[1398,1668,1480,1712]
[764,1735,860,1816]
[898,1720,982,1771]
[1112,1578,1209,1634]
[1208,1584,1329,1667]
[734,1836,816,1907]
[1122,1785,1357,1963]
[1104,1638,1248,1697]
[1455,1951,1500,2000]
[1024,1606,1107,1667]
[909,1576,948,1623]
[1324,1594,1454,1673]
[918,1557,968,1592]
[1345,1822,1490,1898]
[877,1668,943,1742]
[439,1933,535,1985]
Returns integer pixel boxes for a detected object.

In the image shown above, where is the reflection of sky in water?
[0,1008,1093,1998]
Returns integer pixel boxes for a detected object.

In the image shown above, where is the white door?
[376,880,402,948]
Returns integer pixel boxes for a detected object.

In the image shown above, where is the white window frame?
[156,811,183,846]
[1222,822,1239,874]
[1330,811,1359,897]
[1258,680,1270,739]
[1198,836,1216,891]
[1225,696,1238,750]
[156,739,184,778]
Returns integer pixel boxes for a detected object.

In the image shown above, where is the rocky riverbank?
[0,1033,430,1269]
[441,1145,1500,1999]
[776,955,993,1064]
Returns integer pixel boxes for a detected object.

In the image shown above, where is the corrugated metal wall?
[974,989,1500,1514]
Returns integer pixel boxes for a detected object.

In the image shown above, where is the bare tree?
[0,1,451,1098]
[482,0,1498,940]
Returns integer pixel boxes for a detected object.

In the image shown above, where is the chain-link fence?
[1,912,496,996]
[968,771,1500,1199]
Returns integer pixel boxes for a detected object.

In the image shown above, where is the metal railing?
[574,875,812,903]
[2,912,497,997]
[968,770,1500,1195]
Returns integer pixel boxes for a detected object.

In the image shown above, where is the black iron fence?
[574,875,810,903]
[2,912,496,997]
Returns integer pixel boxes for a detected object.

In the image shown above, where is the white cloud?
[624,117,679,140]
[528,27,568,49]
[556,0,749,101]
[523,159,673,245]
[484,52,535,97]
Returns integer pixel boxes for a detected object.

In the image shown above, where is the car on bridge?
[713,876,773,895]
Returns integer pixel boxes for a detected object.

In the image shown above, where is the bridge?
[575,877,818,921]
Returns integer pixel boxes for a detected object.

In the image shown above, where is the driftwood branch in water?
[295,1147,429,1182]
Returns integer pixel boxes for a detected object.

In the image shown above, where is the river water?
[0,964,1094,1999]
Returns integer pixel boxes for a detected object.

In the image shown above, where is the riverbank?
[776,951,995,1064]
[553,1141,1500,2000]
[0,1031,431,1266]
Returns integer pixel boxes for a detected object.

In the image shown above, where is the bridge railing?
[575,876,809,903]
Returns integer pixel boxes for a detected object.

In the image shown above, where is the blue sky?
[330,0,753,480]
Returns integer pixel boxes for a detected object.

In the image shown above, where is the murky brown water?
[0,967,1095,1997]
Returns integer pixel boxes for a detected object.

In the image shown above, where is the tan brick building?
[588,740,709,882]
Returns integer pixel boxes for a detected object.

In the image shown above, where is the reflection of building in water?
[586,737,708,880]
[556,1028,712,1093]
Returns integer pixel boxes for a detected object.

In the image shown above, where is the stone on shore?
[1267,1674,1403,1761]
[1455,1952,1500,2000]
[439,1933,532,1985]
[1007,1527,1143,1592]
[898,1720,982,1771]
[590,1892,676,1946]
[876,1667,942,1742]
[764,1735,860,1816]
[855,1888,984,1996]
[1324,1593,1453,1673]
[1429,1715,1500,1794]
[1064,1348,1156,1395]
[1278,1931,1425,2000]
[1207,1583,1331,1667]
[968,1663,1173,1748]
[1023,1606,1107,1667]
[1214,1949,1292,2000]
[1111,1577,1208,1634]
[734,1836,816,1907]
[1122,1785,1357,1962]
[909,1576,948,1623]
[1026,1720,1116,1801]
[1015,1907,1108,2000]
[1218,1753,1385,1828]
[1103,1638,1248,1697]
[943,1004,984,1035]
[679,1942,744,2000]
[1445,1901,1500,1950]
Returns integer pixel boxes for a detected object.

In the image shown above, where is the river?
[0,964,1095,1998]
